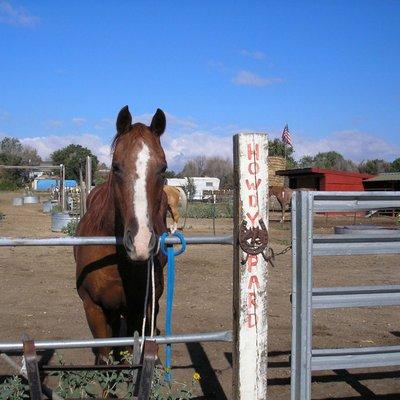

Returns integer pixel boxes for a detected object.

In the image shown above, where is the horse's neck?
[87,180,117,235]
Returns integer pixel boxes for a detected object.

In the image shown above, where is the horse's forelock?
[111,123,153,153]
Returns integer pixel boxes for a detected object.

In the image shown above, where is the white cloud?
[162,131,232,171]
[290,130,400,162]
[20,134,112,165]
[232,70,284,87]
[0,0,39,27]
[16,112,400,174]
[240,49,266,60]
[72,117,86,126]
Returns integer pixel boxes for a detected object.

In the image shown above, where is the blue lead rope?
[159,231,186,382]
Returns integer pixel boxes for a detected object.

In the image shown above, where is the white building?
[166,177,220,201]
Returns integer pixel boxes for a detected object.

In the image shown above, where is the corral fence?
[0,133,269,399]
[3,138,400,399]
[291,190,400,400]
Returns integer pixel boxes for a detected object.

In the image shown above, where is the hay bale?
[268,156,286,186]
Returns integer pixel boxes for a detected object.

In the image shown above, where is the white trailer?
[166,177,220,200]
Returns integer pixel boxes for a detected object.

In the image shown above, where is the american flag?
[281,124,292,147]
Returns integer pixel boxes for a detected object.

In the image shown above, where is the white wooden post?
[85,156,92,194]
[233,133,269,399]
[61,164,66,212]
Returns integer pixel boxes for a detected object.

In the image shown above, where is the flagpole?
[284,123,287,167]
[284,142,287,166]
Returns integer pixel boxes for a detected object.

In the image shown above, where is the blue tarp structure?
[36,179,77,191]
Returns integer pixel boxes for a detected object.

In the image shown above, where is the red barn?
[276,168,374,191]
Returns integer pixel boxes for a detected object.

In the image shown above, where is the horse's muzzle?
[123,229,158,262]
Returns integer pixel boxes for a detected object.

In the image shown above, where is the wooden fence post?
[233,133,269,399]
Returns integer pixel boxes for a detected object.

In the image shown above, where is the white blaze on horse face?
[132,142,152,259]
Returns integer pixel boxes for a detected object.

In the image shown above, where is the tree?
[183,177,196,200]
[21,146,41,166]
[162,170,176,179]
[358,159,391,174]
[203,157,233,189]
[180,156,207,177]
[0,137,23,156]
[0,137,42,189]
[297,155,314,168]
[179,156,234,189]
[268,138,296,167]
[390,158,400,172]
[51,144,99,181]
[298,151,357,171]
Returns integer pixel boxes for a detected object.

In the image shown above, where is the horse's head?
[111,105,167,262]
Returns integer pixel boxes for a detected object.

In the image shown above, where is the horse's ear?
[116,105,132,134]
[150,108,166,136]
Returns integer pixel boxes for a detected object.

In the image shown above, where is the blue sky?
[0,1,399,170]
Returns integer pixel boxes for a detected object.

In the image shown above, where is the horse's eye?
[159,164,167,174]
[112,163,122,174]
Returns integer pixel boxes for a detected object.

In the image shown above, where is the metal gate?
[291,190,400,400]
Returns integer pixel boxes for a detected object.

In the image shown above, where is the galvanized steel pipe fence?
[0,235,234,352]
[0,133,270,400]
[291,190,400,400]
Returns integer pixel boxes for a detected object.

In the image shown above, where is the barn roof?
[364,172,400,182]
[276,167,373,179]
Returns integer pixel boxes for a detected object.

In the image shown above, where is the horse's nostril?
[125,230,134,250]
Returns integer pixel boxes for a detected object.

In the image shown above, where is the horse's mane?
[83,174,114,233]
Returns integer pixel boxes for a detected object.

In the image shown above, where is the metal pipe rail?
[313,233,400,256]
[313,191,400,212]
[0,235,234,247]
[313,285,400,308]
[0,165,62,170]
[312,345,400,370]
[0,330,233,352]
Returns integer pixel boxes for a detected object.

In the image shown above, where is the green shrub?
[50,352,134,398]
[0,353,200,399]
[185,202,233,218]
[0,181,20,191]
[61,219,79,236]
[150,366,198,400]
[0,376,29,399]
[50,352,199,399]
[51,204,63,214]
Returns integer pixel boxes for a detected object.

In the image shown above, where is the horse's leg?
[168,205,179,233]
[278,198,284,223]
[82,296,113,364]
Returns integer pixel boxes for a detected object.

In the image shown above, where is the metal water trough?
[23,195,39,204]
[12,197,23,206]
[335,224,400,235]
[51,212,76,232]
[42,200,58,213]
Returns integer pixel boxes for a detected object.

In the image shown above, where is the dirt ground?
[0,190,399,399]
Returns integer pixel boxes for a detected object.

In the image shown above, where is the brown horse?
[74,105,168,362]
[163,185,187,232]
[269,185,293,223]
